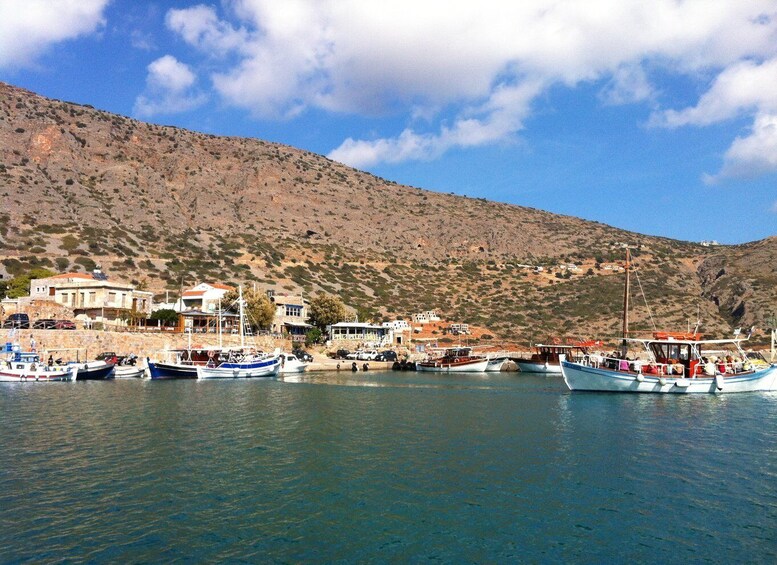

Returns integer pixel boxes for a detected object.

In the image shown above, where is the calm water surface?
[1,371,775,563]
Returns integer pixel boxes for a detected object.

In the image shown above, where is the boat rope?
[633,267,657,331]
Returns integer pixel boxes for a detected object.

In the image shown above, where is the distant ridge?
[1,81,775,340]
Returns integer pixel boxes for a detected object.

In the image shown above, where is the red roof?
[50,272,95,280]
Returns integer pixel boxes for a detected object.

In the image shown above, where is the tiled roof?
[50,272,95,280]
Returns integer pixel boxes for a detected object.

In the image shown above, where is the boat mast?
[622,247,630,339]
[239,285,245,349]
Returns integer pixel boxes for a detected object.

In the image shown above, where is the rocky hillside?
[1,81,775,341]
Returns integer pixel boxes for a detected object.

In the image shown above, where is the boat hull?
[0,367,77,382]
[416,358,489,372]
[561,360,777,393]
[515,360,562,374]
[73,361,115,380]
[279,361,308,374]
[196,357,281,379]
[148,362,198,380]
[485,357,507,372]
[114,366,146,379]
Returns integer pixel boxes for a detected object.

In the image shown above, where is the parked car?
[33,318,58,329]
[333,349,351,360]
[2,313,30,329]
[292,348,313,362]
[54,320,76,330]
[375,350,398,362]
[357,350,380,361]
[346,350,361,360]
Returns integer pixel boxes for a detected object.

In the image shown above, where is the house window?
[285,305,302,317]
[89,292,96,305]
[108,292,117,304]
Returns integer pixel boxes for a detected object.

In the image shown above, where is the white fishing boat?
[114,365,146,379]
[561,333,777,393]
[416,347,489,372]
[485,355,508,372]
[279,353,309,374]
[560,248,777,393]
[0,350,77,382]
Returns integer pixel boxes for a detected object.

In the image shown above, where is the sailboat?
[148,286,280,379]
[560,249,777,393]
[195,286,280,379]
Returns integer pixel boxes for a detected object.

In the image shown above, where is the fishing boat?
[0,350,78,382]
[416,347,489,372]
[278,352,309,374]
[560,249,777,393]
[485,354,508,372]
[42,348,115,380]
[513,342,598,374]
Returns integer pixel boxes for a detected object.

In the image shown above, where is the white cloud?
[134,55,207,117]
[704,113,777,183]
[165,5,248,55]
[163,0,777,169]
[652,58,777,128]
[0,0,109,69]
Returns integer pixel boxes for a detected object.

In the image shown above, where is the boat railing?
[581,354,686,377]
[581,355,758,377]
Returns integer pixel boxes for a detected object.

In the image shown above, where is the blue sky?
[1,0,775,244]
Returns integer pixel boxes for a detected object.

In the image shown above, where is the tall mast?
[622,247,630,339]
[239,285,245,349]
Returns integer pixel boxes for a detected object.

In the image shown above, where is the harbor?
[2,370,775,562]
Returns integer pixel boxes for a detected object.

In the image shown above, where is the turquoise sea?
[1,372,775,563]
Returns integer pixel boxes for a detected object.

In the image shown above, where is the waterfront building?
[270,294,312,342]
[328,322,394,347]
[29,269,153,326]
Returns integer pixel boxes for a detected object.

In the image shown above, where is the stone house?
[29,270,153,326]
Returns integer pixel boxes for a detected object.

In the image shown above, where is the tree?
[6,268,56,298]
[222,286,275,330]
[305,327,322,347]
[150,308,180,326]
[308,293,347,330]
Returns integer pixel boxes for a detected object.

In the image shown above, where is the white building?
[328,322,394,347]
[180,283,235,313]
[411,310,440,324]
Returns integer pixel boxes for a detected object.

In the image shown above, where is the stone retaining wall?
[8,329,292,361]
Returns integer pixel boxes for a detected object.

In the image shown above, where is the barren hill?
[1,81,775,341]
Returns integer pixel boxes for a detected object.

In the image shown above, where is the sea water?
[0,372,774,563]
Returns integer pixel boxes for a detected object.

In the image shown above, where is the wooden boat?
[416,347,489,372]
[513,342,598,374]
[0,350,77,382]
[561,333,777,393]
[560,249,777,393]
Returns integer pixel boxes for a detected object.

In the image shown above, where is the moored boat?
[195,350,281,379]
[513,342,598,374]
[416,347,489,372]
[0,351,77,382]
[560,248,777,393]
[279,353,309,374]
[561,333,777,393]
